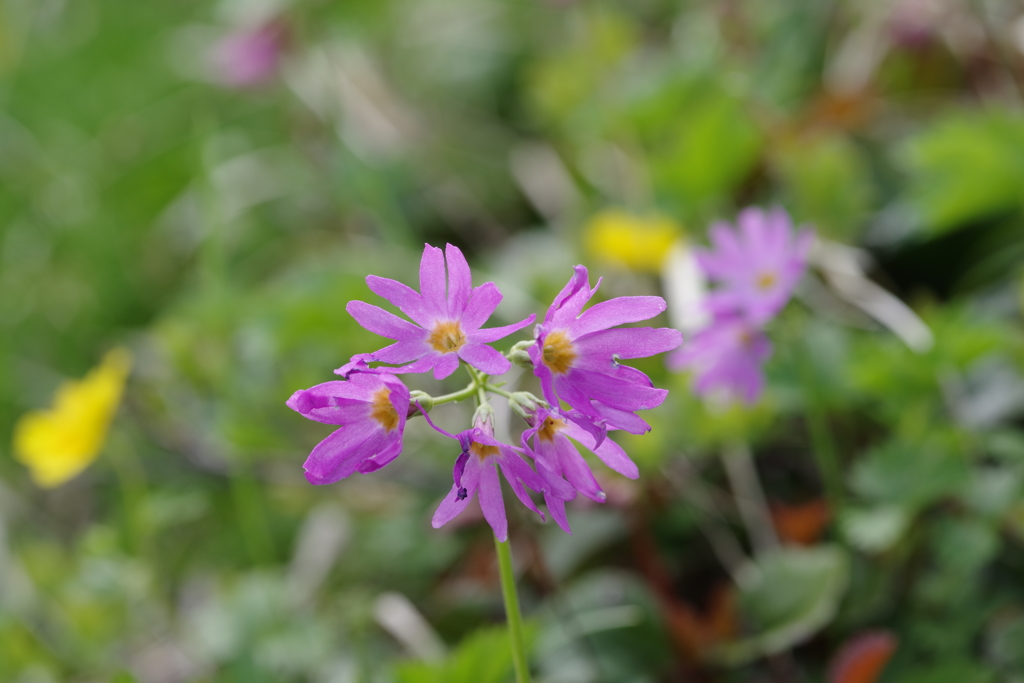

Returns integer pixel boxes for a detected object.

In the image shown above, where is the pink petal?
[460,283,503,331]
[419,244,447,317]
[466,313,535,344]
[445,244,472,319]
[499,459,545,521]
[357,432,405,473]
[575,327,683,360]
[368,340,431,364]
[552,435,605,502]
[564,368,669,411]
[477,461,508,541]
[589,401,651,435]
[366,275,434,327]
[562,423,638,479]
[304,422,386,485]
[433,457,482,528]
[346,301,427,342]
[568,296,667,338]
[458,343,511,376]
[432,353,461,380]
[544,494,572,534]
[544,265,589,325]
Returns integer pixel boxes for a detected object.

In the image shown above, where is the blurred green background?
[4,0,1024,681]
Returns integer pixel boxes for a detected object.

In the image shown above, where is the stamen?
[427,320,466,353]
[369,389,399,431]
[542,330,577,374]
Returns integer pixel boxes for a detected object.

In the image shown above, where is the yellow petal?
[584,209,682,273]
[13,348,132,488]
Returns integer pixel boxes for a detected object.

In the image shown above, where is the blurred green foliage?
[3,0,1024,682]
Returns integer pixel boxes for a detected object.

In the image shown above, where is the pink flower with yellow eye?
[287,372,410,484]
[421,409,569,542]
[342,244,535,380]
[522,407,637,534]
[529,266,682,435]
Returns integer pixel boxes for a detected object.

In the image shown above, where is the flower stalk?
[494,535,531,683]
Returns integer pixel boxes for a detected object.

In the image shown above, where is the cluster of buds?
[287,244,681,540]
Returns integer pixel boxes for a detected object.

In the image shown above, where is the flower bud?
[409,390,433,416]
[473,403,496,431]
[508,340,534,369]
[508,391,546,420]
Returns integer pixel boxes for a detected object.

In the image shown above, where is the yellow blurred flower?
[13,348,132,488]
[584,209,681,273]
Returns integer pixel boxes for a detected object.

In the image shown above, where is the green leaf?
[396,625,535,683]
[774,133,874,241]
[713,546,849,665]
[850,437,968,511]
[903,110,1024,233]
[840,505,911,553]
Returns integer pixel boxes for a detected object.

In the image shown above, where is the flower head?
[13,348,132,488]
[697,207,813,325]
[288,372,410,485]
[212,21,285,88]
[667,315,771,404]
[342,244,535,381]
[529,266,682,435]
[423,407,553,542]
[522,407,637,533]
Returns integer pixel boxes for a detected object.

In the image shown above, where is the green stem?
[485,385,515,399]
[429,383,478,406]
[494,536,531,683]
[797,346,845,513]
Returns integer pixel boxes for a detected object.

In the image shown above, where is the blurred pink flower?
[696,207,813,326]
[212,22,285,88]
[668,315,772,405]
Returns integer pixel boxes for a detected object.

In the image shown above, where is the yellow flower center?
[756,271,777,290]
[536,416,565,443]
[369,388,400,431]
[542,330,577,374]
[427,320,466,353]
[469,442,500,460]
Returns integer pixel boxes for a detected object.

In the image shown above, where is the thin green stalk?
[494,536,531,683]
[797,351,845,513]
[485,385,515,399]
[429,383,478,406]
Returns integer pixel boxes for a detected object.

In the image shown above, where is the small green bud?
[409,390,433,415]
[473,403,496,430]
[508,340,534,369]
[508,391,546,420]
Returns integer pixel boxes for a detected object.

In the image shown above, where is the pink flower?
[287,372,410,485]
[696,207,813,326]
[667,315,771,404]
[423,410,559,542]
[342,244,535,381]
[529,266,682,435]
[522,408,637,534]
[212,22,285,88]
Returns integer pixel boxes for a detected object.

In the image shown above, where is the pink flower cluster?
[669,207,813,403]
[288,244,681,540]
